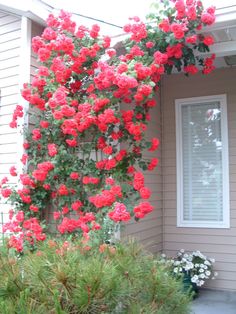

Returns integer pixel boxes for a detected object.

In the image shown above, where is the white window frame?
[175,94,230,228]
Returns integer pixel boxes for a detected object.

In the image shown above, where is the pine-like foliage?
[0,240,191,313]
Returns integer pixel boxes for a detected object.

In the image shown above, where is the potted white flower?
[160,249,218,296]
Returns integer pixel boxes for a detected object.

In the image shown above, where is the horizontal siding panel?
[0,11,8,18]
[124,218,162,235]
[126,226,162,243]
[0,143,17,153]
[0,29,21,44]
[142,236,163,249]
[0,163,16,174]
[213,271,236,281]
[1,94,18,106]
[0,20,21,35]
[206,280,236,291]
[164,207,236,218]
[0,66,19,78]
[1,85,19,97]
[0,56,20,70]
[0,38,20,52]
[0,203,12,212]
[164,233,236,245]
[0,152,18,163]
[0,47,20,61]
[165,249,236,264]
[0,114,13,125]
[165,216,236,227]
[147,242,162,253]
[0,133,17,144]
[0,15,20,27]
[0,103,16,115]
[0,75,19,88]
[0,175,17,185]
[165,242,236,255]
[0,123,17,134]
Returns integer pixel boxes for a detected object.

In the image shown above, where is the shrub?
[0,240,191,313]
[0,0,216,252]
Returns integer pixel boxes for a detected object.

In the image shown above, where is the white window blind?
[175,95,229,228]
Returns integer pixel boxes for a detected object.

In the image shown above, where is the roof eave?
[0,0,52,25]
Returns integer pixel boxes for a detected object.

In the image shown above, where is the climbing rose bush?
[0,0,215,252]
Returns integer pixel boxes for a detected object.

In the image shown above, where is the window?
[175,95,229,228]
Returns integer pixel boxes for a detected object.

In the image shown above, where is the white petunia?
[191,275,198,283]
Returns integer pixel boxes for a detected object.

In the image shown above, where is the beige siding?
[0,10,21,223]
[122,98,163,253]
[162,67,236,291]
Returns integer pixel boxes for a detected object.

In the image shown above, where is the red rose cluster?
[1,1,216,252]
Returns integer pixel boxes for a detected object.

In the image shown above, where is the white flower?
[173,268,178,273]
[161,254,166,258]
[204,260,211,266]
[206,271,211,276]
[191,275,198,283]
[199,280,204,286]
[214,272,218,277]
[180,249,185,253]
[185,262,194,271]
[200,273,205,279]
[199,268,204,273]
[210,258,215,263]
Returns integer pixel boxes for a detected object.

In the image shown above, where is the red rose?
[203,36,214,46]
[139,187,151,199]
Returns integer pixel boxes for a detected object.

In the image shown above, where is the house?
[0,0,236,292]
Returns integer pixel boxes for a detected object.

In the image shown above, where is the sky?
[44,0,153,36]
[43,0,236,36]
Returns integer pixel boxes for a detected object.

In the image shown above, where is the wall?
[0,12,44,227]
[0,10,21,224]
[162,67,236,290]
[122,97,163,253]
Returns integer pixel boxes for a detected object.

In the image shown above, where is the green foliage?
[0,240,191,313]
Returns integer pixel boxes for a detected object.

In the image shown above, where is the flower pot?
[182,272,199,298]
